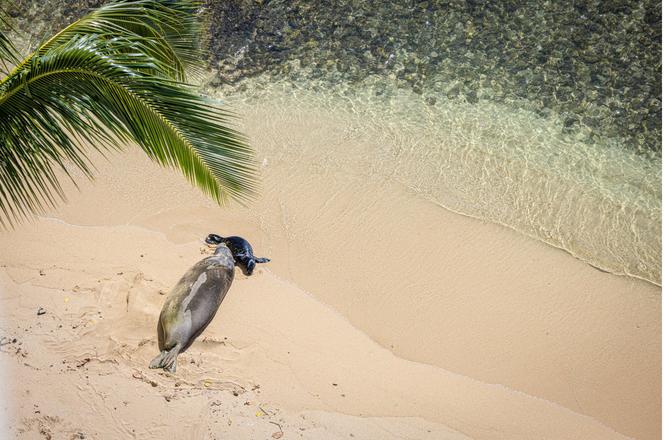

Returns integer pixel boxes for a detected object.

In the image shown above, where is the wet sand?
[0,102,660,439]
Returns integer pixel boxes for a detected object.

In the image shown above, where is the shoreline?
[217,82,661,286]
[0,93,660,439]
[0,220,645,440]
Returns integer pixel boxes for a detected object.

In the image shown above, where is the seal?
[149,243,235,373]
[205,233,270,275]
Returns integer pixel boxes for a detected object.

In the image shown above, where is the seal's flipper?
[205,234,224,245]
[163,355,178,373]
[255,257,271,263]
[149,344,181,372]
[149,350,168,369]
[246,259,256,275]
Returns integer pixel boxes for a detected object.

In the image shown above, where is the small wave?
[213,77,661,285]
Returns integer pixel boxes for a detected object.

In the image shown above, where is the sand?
[0,101,660,440]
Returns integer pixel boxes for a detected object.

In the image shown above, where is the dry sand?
[0,102,660,439]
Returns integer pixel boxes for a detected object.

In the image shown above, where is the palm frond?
[12,0,206,82]
[0,9,21,73]
[0,10,256,227]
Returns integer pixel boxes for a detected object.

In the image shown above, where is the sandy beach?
[0,99,660,440]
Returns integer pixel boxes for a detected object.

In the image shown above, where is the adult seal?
[205,233,270,275]
[149,243,235,373]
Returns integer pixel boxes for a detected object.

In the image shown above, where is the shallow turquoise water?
[216,77,660,285]
[203,1,661,285]
[16,0,663,284]
[207,0,661,157]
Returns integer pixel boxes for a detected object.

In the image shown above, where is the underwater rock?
[11,0,662,154]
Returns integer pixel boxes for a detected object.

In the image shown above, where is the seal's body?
[205,234,270,275]
[149,244,235,373]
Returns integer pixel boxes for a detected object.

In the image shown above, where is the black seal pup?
[205,233,270,275]
[149,243,235,373]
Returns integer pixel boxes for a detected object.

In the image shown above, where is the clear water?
[215,76,660,285]
[16,0,663,284]
[204,1,661,285]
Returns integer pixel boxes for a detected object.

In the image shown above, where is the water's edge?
[213,78,661,285]
[9,0,662,284]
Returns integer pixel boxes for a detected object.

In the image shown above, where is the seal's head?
[205,232,270,276]
[205,233,224,246]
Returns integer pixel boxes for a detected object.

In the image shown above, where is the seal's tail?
[205,233,224,245]
[149,344,181,373]
[255,258,270,263]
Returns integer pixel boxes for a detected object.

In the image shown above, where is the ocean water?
[203,0,661,285]
[14,0,662,284]
[215,76,660,285]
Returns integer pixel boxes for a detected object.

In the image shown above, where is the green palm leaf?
[0,1,257,227]
[16,0,206,81]
[0,8,20,73]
